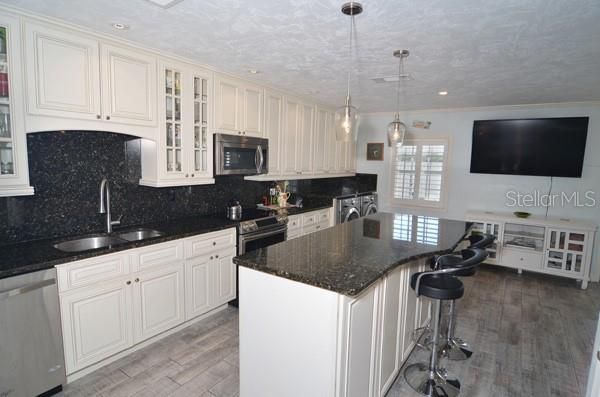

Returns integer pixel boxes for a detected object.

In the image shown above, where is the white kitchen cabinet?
[140,59,214,187]
[59,278,133,374]
[377,269,402,395]
[0,13,33,196]
[282,96,300,174]
[100,43,157,126]
[212,248,237,306]
[298,103,314,173]
[185,255,211,319]
[400,262,420,360]
[132,262,185,343]
[57,228,237,377]
[313,107,334,175]
[263,89,283,175]
[324,109,337,173]
[23,21,158,138]
[214,73,263,137]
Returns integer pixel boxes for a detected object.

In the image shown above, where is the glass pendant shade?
[387,113,406,147]
[335,96,360,142]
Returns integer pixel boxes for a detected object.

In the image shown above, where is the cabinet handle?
[191,174,195,177]
[135,278,140,283]
[215,254,219,258]
[106,116,111,120]
[238,131,242,135]
[597,350,600,361]
[126,280,131,285]
[96,114,101,119]
[213,242,216,246]
[185,174,189,178]
[316,225,321,229]
[243,131,246,135]
[210,256,214,260]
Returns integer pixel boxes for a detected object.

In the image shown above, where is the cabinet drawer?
[288,215,301,231]
[57,252,130,292]
[302,221,329,236]
[185,228,236,259]
[501,248,542,270]
[302,211,318,227]
[317,208,331,225]
[132,240,184,272]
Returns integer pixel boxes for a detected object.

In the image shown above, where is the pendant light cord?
[395,55,402,115]
[346,14,354,99]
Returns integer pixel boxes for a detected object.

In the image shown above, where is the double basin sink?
[53,228,164,253]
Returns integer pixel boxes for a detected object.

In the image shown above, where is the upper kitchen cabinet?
[281,96,314,176]
[314,106,334,175]
[140,59,214,187]
[100,44,157,126]
[214,73,263,137]
[0,13,33,196]
[23,21,158,139]
[263,89,283,175]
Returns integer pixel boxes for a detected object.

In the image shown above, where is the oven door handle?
[242,226,287,243]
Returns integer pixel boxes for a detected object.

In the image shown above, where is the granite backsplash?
[0,131,376,245]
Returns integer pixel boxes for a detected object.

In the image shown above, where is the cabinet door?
[24,22,101,119]
[282,97,300,174]
[0,15,33,196]
[378,270,402,395]
[214,75,240,134]
[313,108,329,174]
[132,263,185,343]
[416,260,431,329]
[185,255,211,320]
[298,103,314,173]
[335,140,348,173]
[101,44,157,126]
[346,139,356,173]
[544,228,587,275]
[324,111,337,172]
[160,63,187,179]
[264,90,283,175]
[400,264,419,359]
[60,280,133,374]
[242,84,263,136]
[212,248,237,306]
[190,70,212,178]
[470,221,502,264]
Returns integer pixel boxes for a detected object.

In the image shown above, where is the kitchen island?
[233,212,471,397]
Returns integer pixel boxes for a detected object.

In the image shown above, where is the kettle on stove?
[227,200,242,220]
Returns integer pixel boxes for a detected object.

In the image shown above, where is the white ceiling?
[3,0,600,112]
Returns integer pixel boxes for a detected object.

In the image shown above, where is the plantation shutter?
[391,139,448,208]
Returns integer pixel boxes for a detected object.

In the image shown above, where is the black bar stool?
[404,248,488,397]
[437,234,495,361]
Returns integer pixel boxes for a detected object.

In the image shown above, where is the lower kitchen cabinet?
[56,227,236,377]
[59,278,134,374]
[132,263,185,343]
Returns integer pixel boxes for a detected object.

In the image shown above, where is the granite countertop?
[0,203,334,280]
[233,212,472,297]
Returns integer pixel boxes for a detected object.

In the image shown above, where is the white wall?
[356,102,600,281]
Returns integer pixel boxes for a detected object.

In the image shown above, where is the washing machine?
[361,193,378,217]
[335,195,361,224]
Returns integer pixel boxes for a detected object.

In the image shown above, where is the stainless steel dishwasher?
[0,268,66,397]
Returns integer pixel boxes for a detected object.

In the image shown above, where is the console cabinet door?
[132,263,185,343]
[60,279,133,374]
[100,44,157,126]
[24,22,101,119]
[544,228,588,276]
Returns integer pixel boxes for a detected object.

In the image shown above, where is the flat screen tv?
[470,117,589,177]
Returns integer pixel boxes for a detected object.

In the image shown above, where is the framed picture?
[366,143,384,161]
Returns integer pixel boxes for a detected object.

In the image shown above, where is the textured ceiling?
[2,0,600,112]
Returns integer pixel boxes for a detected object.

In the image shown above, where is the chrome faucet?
[99,178,122,233]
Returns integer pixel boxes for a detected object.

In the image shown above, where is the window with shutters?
[391,139,448,208]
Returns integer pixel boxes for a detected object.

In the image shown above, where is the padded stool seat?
[438,255,476,277]
[410,272,464,301]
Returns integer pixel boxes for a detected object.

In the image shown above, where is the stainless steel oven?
[214,133,268,176]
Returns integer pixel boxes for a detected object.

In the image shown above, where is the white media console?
[465,210,597,289]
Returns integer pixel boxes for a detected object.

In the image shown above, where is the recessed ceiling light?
[438,91,448,96]
[247,69,260,74]
[111,23,130,30]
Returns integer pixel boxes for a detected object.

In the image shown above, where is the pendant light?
[387,49,409,147]
[335,2,363,142]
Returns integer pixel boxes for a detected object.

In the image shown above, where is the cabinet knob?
[215,254,219,258]
[238,131,242,135]
[243,131,246,135]
[213,241,216,246]
[185,174,189,178]
[106,116,111,120]
[210,256,214,260]
[135,278,140,283]
[96,114,101,119]
[191,174,195,177]
[316,225,321,229]
[126,280,131,285]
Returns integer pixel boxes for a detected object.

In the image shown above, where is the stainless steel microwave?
[214,134,268,176]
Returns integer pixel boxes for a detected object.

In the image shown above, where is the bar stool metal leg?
[440,299,473,361]
[404,300,461,397]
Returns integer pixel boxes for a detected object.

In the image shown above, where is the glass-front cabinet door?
[544,228,587,275]
[192,73,210,177]
[0,14,33,196]
[469,221,502,264]
[164,67,184,176]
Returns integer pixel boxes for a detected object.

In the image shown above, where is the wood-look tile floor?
[60,266,600,397]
